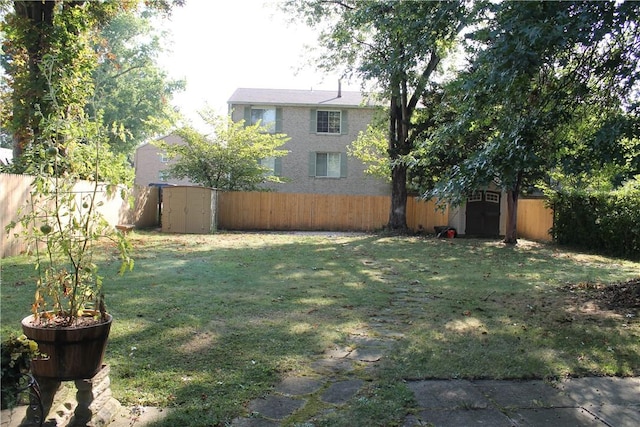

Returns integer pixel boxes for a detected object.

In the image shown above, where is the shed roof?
[228,87,379,108]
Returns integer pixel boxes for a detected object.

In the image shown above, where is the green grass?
[1,231,638,426]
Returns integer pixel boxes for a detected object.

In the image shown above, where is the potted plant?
[6,57,134,381]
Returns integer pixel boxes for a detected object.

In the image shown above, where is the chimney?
[338,80,342,98]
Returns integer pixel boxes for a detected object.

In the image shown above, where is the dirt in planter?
[26,313,110,328]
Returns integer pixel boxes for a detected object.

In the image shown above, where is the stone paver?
[321,380,365,405]
[246,395,305,421]
[274,376,323,396]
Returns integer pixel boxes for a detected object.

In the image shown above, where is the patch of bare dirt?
[561,278,640,314]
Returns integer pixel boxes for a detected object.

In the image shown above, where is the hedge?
[550,182,640,259]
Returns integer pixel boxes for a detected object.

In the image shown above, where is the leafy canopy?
[157,111,289,191]
[420,1,640,206]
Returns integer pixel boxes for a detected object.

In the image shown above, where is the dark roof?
[228,87,379,108]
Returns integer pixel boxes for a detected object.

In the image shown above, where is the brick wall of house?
[134,134,192,187]
[230,104,391,196]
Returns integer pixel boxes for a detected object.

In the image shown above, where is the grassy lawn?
[1,231,638,426]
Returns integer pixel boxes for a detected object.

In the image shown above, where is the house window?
[316,110,341,134]
[314,152,341,177]
[259,157,276,176]
[160,152,169,163]
[251,107,276,133]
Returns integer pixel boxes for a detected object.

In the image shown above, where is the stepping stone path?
[230,284,413,426]
[230,325,402,426]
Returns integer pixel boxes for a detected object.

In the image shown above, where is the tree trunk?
[504,189,519,244]
[11,0,56,159]
[388,164,408,230]
[503,171,523,244]
[386,84,410,231]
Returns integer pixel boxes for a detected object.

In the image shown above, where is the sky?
[157,0,361,130]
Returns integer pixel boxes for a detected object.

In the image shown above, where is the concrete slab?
[557,377,640,406]
[474,380,576,408]
[409,408,514,426]
[321,379,365,405]
[247,395,305,420]
[589,404,640,427]
[407,380,490,409]
[509,407,605,426]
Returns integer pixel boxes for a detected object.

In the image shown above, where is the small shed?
[161,186,218,234]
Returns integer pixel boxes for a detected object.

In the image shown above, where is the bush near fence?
[550,185,640,259]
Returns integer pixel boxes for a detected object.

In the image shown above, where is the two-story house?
[227,87,390,196]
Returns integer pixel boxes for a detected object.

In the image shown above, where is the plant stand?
[23,365,121,427]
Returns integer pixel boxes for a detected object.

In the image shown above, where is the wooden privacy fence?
[1,173,158,258]
[218,191,447,233]
[516,198,554,242]
[217,192,553,241]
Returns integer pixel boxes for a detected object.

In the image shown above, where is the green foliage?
[417,1,640,242]
[1,334,41,409]
[0,0,184,170]
[91,10,185,155]
[347,110,390,181]
[158,111,289,190]
[550,178,640,259]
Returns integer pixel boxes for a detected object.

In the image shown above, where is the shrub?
[550,178,640,259]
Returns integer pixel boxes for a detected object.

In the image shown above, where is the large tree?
[284,0,477,230]
[421,1,640,243]
[157,112,290,191]
[91,10,184,156]
[0,0,183,172]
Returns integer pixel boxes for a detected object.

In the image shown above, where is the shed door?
[185,188,210,234]
[163,188,188,233]
[465,191,501,237]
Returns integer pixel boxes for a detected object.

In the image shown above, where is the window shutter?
[340,152,348,177]
[244,106,252,126]
[308,152,316,177]
[275,108,283,133]
[310,109,317,133]
[341,110,349,135]
[274,158,282,176]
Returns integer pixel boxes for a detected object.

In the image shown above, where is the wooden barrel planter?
[21,313,113,381]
